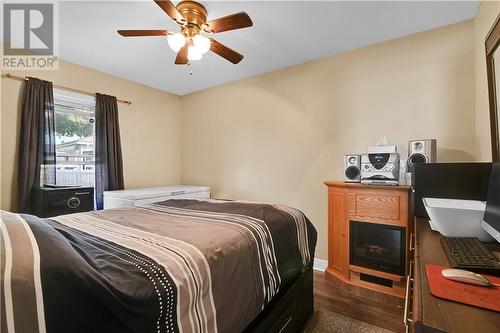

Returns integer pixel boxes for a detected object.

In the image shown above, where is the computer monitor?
[482,163,500,243]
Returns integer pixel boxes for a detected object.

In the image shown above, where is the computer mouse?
[441,268,491,287]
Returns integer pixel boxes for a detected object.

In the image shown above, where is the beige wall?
[475,1,500,161]
[180,21,476,260]
[1,61,182,211]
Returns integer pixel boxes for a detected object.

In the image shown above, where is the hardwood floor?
[313,270,405,333]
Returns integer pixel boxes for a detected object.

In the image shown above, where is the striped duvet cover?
[1,199,317,333]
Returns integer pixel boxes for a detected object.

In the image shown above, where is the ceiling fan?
[117,0,253,65]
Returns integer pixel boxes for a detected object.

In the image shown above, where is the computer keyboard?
[441,237,500,271]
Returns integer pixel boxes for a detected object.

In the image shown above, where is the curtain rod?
[2,73,132,105]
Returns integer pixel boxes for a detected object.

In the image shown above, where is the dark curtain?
[18,77,56,213]
[95,93,124,210]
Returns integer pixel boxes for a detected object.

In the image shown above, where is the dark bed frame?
[243,265,314,333]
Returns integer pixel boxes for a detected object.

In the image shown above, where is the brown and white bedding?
[0,199,317,333]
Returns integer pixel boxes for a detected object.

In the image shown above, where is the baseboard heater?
[360,273,393,288]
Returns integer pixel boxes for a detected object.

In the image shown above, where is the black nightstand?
[32,186,94,217]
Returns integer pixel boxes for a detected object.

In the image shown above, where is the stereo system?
[344,154,361,182]
[343,139,436,186]
[407,139,436,173]
[361,153,400,185]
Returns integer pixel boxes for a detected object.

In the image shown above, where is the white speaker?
[344,154,361,182]
[407,139,436,172]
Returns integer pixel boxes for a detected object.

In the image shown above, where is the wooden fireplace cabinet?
[324,181,413,298]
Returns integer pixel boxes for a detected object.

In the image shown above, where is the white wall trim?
[313,258,328,272]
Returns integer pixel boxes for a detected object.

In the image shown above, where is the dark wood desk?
[409,218,500,333]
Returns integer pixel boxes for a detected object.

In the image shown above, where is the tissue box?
[368,145,397,153]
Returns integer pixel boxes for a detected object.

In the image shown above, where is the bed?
[1,199,317,333]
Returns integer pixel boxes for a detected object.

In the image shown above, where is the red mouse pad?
[425,264,500,312]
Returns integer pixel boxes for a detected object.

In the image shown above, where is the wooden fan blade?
[118,30,168,37]
[205,12,252,33]
[175,44,188,64]
[209,39,243,64]
[154,0,185,23]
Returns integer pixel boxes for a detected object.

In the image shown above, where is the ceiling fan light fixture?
[118,0,252,65]
[187,46,203,61]
[193,34,211,54]
[167,32,186,52]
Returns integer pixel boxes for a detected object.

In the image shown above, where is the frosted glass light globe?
[193,34,211,54]
[187,46,202,61]
[167,33,185,52]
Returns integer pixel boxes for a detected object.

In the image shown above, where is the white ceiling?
[28,1,484,95]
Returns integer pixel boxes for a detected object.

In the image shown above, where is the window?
[52,89,96,187]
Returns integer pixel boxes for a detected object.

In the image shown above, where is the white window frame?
[53,88,96,186]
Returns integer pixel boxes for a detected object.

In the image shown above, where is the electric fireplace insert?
[349,220,406,276]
